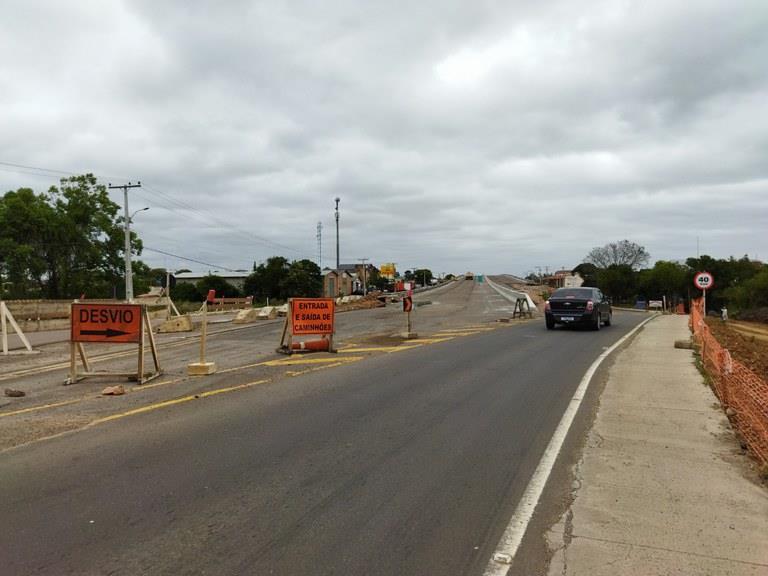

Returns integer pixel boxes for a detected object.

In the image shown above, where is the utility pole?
[359,258,368,296]
[109,181,142,301]
[334,197,340,270]
[317,222,323,269]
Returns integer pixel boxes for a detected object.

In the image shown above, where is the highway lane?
[0,310,647,576]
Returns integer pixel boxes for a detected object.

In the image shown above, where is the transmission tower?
[317,222,323,269]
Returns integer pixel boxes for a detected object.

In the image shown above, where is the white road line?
[482,313,658,575]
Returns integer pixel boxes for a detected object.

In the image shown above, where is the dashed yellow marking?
[92,379,271,425]
[386,345,424,353]
[263,356,364,366]
[337,346,401,353]
[0,378,188,419]
[217,361,268,374]
[438,328,495,334]
[128,377,184,392]
[287,361,349,376]
[434,331,483,336]
[0,399,81,418]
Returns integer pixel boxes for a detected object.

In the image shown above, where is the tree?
[638,261,688,303]
[282,259,322,298]
[725,268,768,311]
[585,240,650,270]
[412,268,434,286]
[597,264,637,303]
[172,282,202,302]
[0,188,54,297]
[0,175,142,299]
[686,254,763,311]
[244,256,290,300]
[196,275,242,299]
[572,263,598,287]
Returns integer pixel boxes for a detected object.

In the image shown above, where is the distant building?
[545,270,584,289]
[322,269,356,297]
[174,271,250,291]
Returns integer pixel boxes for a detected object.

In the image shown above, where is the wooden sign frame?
[67,303,162,385]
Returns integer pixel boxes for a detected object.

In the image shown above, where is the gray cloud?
[2,0,767,276]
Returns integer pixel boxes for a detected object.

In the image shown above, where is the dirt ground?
[706,317,768,380]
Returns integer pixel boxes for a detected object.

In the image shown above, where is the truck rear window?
[551,288,593,299]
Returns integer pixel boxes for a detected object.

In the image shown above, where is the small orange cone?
[291,338,330,352]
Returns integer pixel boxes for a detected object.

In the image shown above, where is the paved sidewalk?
[547,315,768,575]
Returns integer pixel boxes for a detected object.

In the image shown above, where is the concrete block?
[157,315,194,333]
[233,308,259,324]
[187,362,217,375]
[257,306,277,320]
[276,304,288,317]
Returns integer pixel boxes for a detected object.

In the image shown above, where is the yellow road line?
[128,377,184,392]
[217,361,269,374]
[92,379,271,425]
[0,378,187,420]
[287,362,347,376]
[434,331,483,336]
[386,344,424,353]
[263,356,364,366]
[336,346,402,353]
[402,337,454,344]
[0,326,253,382]
[0,399,81,418]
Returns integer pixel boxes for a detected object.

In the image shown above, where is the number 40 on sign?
[694,271,714,291]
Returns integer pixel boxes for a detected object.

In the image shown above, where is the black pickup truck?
[544,287,612,330]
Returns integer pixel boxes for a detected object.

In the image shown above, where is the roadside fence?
[690,298,768,465]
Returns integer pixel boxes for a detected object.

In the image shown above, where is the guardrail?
[485,278,538,312]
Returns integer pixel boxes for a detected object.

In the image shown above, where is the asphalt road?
[1,310,647,576]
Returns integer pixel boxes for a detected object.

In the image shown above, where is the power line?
[142,247,241,272]
[0,160,313,258]
[140,183,310,256]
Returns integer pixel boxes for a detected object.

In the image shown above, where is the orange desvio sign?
[291,298,335,335]
[71,303,142,344]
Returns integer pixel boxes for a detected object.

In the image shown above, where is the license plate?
[561,316,574,322]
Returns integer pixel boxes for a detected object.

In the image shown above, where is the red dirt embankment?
[706,318,768,381]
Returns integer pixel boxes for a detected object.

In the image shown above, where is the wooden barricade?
[67,302,161,385]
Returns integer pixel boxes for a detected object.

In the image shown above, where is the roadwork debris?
[101,385,125,396]
[4,388,26,397]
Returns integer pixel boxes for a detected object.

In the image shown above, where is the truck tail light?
[586,300,594,311]
[545,300,551,312]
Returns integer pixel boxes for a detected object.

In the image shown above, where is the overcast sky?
[2,0,767,276]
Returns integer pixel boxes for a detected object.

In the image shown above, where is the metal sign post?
[67,302,161,385]
[402,294,417,339]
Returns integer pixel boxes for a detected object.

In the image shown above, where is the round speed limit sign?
[694,271,714,291]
